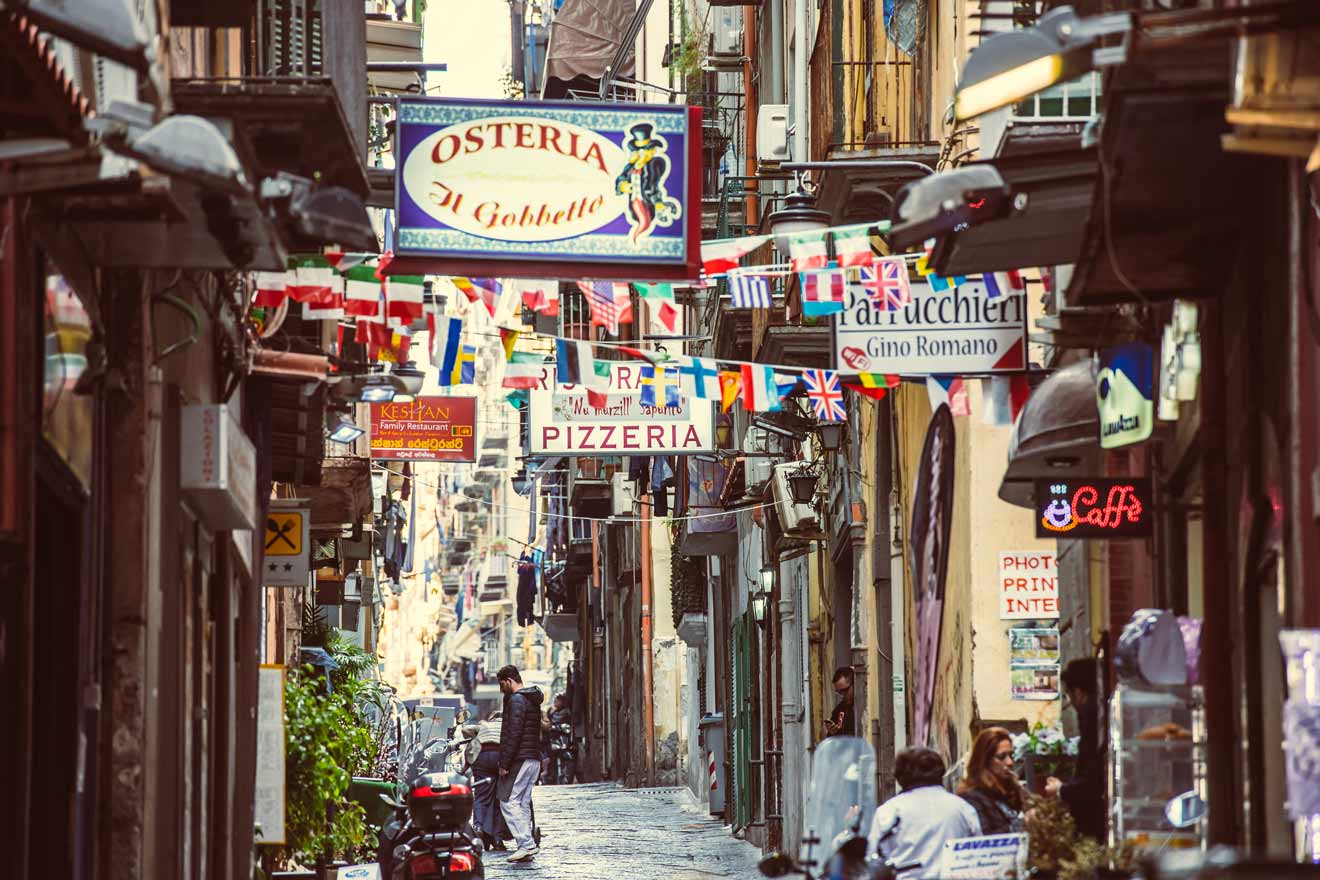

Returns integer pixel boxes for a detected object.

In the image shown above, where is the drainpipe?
[641,498,655,785]
[792,0,808,164]
[768,0,785,104]
[744,6,759,226]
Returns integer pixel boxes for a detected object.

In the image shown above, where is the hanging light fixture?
[767,186,830,254]
[750,593,768,625]
[815,423,844,453]
[327,413,365,444]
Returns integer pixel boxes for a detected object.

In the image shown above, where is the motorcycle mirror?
[758,852,799,877]
[379,794,405,809]
[1164,791,1206,829]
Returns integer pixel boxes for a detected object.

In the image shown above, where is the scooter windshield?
[397,711,462,790]
[802,736,878,870]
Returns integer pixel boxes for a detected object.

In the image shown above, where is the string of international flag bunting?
[248,220,1033,425]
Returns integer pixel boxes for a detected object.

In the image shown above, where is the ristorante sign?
[369,397,477,462]
[833,278,1028,376]
[1033,478,1152,539]
[392,97,702,281]
[528,363,714,456]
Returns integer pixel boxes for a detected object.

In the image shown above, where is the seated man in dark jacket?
[497,665,544,861]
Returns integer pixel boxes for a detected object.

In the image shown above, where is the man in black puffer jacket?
[497,665,544,861]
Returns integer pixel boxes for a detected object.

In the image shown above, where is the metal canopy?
[1064,45,1267,306]
[172,78,370,198]
[998,360,1100,509]
[815,146,941,226]
[6,0,152,72]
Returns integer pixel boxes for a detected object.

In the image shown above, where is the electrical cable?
[371,461,774,524]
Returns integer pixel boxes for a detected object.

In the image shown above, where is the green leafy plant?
[1025,796,1138,880]
[280,665,375,865]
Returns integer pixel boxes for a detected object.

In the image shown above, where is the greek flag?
[728,271,772,309]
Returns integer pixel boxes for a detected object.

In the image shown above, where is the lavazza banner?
[528,363,715,456]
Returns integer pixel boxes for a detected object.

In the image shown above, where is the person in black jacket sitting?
[497,665,545,862]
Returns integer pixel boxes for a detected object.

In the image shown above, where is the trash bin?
[698,712,726,817]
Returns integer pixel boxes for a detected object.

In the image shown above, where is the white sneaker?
[508,846,539,862]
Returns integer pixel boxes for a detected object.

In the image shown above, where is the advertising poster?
[1010,626,1061,701]
[254,665,286,845]
[393,97,701,280]
[940,833,1028,879]
[910,405,956,746]
[833,278,1028,377]
[369,396,477,462]
[997,550,1059,620]
[528,362,714,456]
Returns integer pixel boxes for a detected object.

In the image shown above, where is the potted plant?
[1013,723,1079,795]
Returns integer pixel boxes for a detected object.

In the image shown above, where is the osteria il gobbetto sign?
[393,97,701,281]
[528,363,715,456]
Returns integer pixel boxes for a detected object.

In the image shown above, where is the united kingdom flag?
[860,257,911,311]
[803,369,846,422]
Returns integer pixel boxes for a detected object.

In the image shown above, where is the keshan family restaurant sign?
[391,97,702,281]
[833,277,1028,377]
[369,396,476,462]
[528,363,715,456]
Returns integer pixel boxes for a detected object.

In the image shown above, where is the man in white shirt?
[868,747,981,879]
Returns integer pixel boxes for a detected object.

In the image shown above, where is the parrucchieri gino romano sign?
[391,97,702,281]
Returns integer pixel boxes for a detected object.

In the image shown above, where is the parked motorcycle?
[377,711,485,880]
[547,718,575,785]
[757,737,917,880]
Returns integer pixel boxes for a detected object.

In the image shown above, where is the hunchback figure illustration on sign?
[615,122,682,243]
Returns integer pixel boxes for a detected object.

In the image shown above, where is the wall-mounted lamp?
[751,594,768,624]
[327,414,365,444]
[788,467,819,505]
[767,186,831,255]
[759,566,775,595]
[815,422,844,453]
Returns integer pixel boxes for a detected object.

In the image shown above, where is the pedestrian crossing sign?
[265,500,310,587]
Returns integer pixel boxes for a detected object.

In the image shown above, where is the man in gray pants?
[497,665,545,862]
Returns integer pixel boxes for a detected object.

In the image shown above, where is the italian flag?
[386,275,425,325]
[252,271,286,307]
[342,264,382,319]
[701,235,768,276]
[287,257,339,306]
[502,350,544,390]
[788,232,829,271]
[832,224,875,268]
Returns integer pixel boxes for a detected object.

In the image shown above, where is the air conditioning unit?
[611,471,637,516]
[771,462,821,536]
[757,105,790,164]
[343,572,362,600]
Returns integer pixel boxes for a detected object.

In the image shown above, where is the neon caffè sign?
[1033,478,1152,539]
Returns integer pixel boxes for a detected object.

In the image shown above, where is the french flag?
[983,270,1025,300]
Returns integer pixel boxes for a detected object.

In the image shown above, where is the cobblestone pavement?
[484,783,765,879]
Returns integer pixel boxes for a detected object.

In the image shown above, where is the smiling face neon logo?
[1040,483,1078,533]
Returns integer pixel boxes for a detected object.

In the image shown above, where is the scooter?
[756,737,918,880]
[378,717,486,880]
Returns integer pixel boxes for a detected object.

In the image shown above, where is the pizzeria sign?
[528,363,714,456]
[391,97,701,281]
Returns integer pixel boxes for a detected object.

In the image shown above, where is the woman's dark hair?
[1061,657,1097,695]
[895,747,946,790]
[496,665,522,683]
[832,666,854,685]
[957,727,1023,809]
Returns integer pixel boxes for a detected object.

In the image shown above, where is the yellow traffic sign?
[265,511,303,556]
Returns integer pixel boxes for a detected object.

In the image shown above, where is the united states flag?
[578,281,632,335]
[728,271,772,309]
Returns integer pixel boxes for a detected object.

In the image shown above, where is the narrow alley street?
[482,784,763,880]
